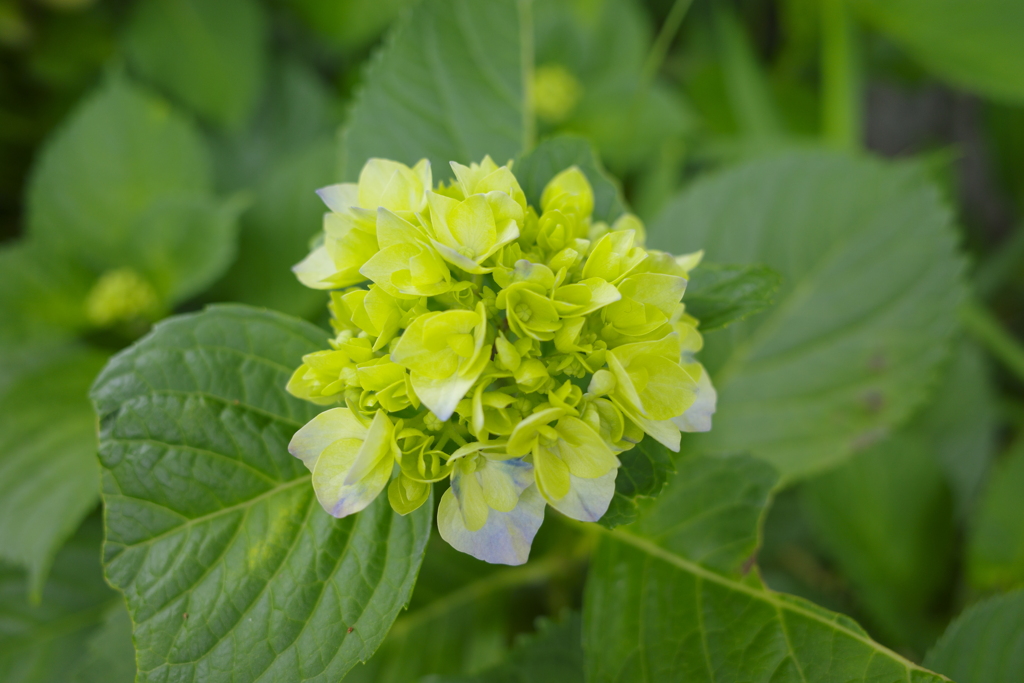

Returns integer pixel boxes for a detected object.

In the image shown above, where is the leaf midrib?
[606,527,948,681]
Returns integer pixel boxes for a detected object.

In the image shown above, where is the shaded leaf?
[214,140,335,319]
[124,0,268,127]
[27,77,212,273]
[0,242,92,349]
[969,439,1024,591]
[684,263,782,333]
[598,436,675,530]
[0,346,108,598]
[340,0,529,182]
[924,589,1024,683]
[515,135,627,224]
[289,0,415,52]
[583,452,947,682]
[0,517,120,683]
[91,304,432,683]
[73,601,136,683]
[802,432,955,651]
[649,151,964,480]
[425,612,584,683]
[853,0,1024,105]
[342,534,513,682]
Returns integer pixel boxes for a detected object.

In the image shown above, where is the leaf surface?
[853,0,1024,104]
[124,0,268,127]
[0,346,109,598]
[684,263,782,332]
[649,151,964,480]
[924,589,1024,683]
[340,0,529,181]
[0,518,120,683]
[969,439,1024,591]
[598,437,675,530]
[92,304,432,683]
[425,613,584,683]
[583,453,947,683]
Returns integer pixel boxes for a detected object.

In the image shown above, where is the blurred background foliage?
[1,0,1023,681]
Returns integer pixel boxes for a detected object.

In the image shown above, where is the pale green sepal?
[316,183,359,213]
[438,461,545,565]
[547,468,617,522]
[672,363,717,433]
[310,409,395,518]
[292,245,338,290]
[287,407,367,471]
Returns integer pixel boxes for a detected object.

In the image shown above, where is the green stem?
[974,221,1024,299]
[821,0,862,150]
[642,0,695,85]
[961,299,1024,385]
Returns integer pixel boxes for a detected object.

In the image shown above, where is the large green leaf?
[339,0,530,182]
[27,77,212,273]
[969,440,1024,591]
[129,194,244,306]
[649,151,964,480]
[924,589,1024,683]
[514,135,627,224]
[0,517,121,683]
[215,141,335,319]
[914,339,998,516]
[0,242,92,348]
[0,346,109,599]
[684,263,782,333]
[425,613,584,683]
[801,432,955,651]
[342,535,513,682]
[91,305,432,683]
[582,454,947,682]
[73,601,136,683]
[853,0,1024,105]
[123,0,268,127]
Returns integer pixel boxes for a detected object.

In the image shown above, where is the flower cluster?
[286,156,716,565]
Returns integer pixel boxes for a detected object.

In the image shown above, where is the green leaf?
[123,0,268,127]
[289,0,415,52]
[0,517,121,683]
[969,439,1024,591]
[924,589,1024,683]
[582,454,947,683]
[214,140,335,319]
[424,612,584,683]
[598,436,675,530]
[853,0,1024,105]
[342,535,513,682]
[91,304,432,683]
[801,432,955,651]
[514,135,627,224]
[649,151,964,480]
[684,263,782,333]
[73,601,136,683]
[339,0,530,182]
[27,77,235,305]
[130,194,245,306]
[0,242,92,349]
[915,339,998,516]
[0,346,109,599]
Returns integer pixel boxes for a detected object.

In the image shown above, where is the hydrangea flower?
[287,156,716,565]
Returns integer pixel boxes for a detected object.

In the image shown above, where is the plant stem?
[821,0,862,150]
[961,299,1024,385]
[642,0,695,85]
